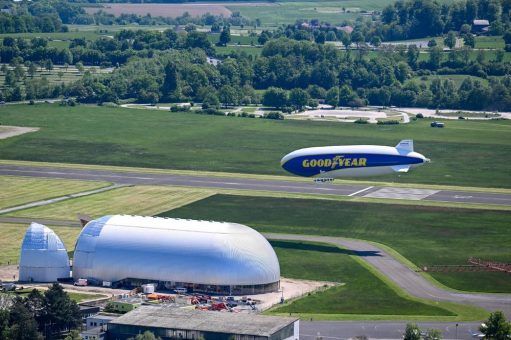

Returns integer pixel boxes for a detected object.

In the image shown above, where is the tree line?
[0,284,82,340]
[0,0,254,34]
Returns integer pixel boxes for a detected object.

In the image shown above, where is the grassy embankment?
[0,176,111,209]
[160,194,511,293]
[5,185,213,220]
[268,240,455,318]
[0,104,510,189]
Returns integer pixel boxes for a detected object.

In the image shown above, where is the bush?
[354,118,368,124]
[415,113,424,118]
[264,112,284,120]
[170,105,190,112]
[377,120,399,125]
[28,100,35,105]
[239,112,248,117]
[226,112,236,117]
[505,44,511,52]
[248,113,256,118]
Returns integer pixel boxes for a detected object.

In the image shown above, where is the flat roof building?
[107,306,299,340]
[73,215,280,294]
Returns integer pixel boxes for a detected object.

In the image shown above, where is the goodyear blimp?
[281,140,429,182]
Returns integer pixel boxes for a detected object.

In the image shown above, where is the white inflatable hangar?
[72,215,280,294]
[19,223,71,282]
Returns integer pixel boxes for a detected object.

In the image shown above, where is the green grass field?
[0,223,81,265]
[0,104,509,188]
[0,176,111,209]
[228,0,391,25]
[159,194,511,293]
[475,36,505,49]
[6,185,213,220]
[268,240,453,316]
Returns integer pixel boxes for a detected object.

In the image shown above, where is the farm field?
[0,176,110,210]
[5,185,213,220]
[0,223,81,265]
[160,194,511,293]
[82,3,276,17]
[228,0,390,25]
[0,104,509,188]
[267,240,454,317]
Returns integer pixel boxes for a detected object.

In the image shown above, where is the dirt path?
[0,126,39,139]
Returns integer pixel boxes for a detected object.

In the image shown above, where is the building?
[19,223,70,282]
[107,306,299,340]
[81,313,119,340]
[473,19,490,34]
[73,215,280,294]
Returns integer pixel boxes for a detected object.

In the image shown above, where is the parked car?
[430,121,445,128]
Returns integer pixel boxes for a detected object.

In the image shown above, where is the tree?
[218,85,240,106]
[423,329,442,340]
[129,331,161,340]
[201,91,220,109]
[75,62,84,74]
[219,25,231,46]
[162,62,178,99]
[403,323,421,340]
[503,30,511,45]
[28,63,37,78]
[44,59,53,72]
[338,84,356,106]
[325,87,339,107]
[263,87,288,109]
[42,284,81,337]
[7,298,43,340]
[64,330,82,340]
[427,39,437,48]
[370,36,381,47]
[463,34,475,48]
[429,47,442,69]
[444,31,456,49]
[479,311,511,339]
[289,88,309,110]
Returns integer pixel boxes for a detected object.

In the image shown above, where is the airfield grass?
[408,74,490,88]
[0,176,111,210]
[0,223,81,265]
[266,240,453,317]
[160,194,511,293]
[0,103,510,189]
[6,186,213,220]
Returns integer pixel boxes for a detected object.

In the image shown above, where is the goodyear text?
[302,156,367,169]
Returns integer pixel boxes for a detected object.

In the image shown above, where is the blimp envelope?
[281,140,429,179]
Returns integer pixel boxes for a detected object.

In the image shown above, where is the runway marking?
[348,186,374,197]
[363,188,439,200]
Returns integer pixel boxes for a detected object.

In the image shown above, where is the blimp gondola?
[281,140,429,182]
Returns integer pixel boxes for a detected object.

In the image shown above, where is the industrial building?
[107,306,299,340]
[19,222,70,282]
[73,215,280,294]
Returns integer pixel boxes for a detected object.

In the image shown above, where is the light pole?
[455,323,458,339]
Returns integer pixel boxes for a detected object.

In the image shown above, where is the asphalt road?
[1,165,510,206]
[300,320,484,339]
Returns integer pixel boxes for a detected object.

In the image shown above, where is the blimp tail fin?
[392,164,410,173]
[396,140,414,153]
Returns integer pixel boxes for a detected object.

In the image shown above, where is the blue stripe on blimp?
[282,153,423,177]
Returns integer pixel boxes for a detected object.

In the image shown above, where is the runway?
[0,164,510,206]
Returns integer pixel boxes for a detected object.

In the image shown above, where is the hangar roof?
[110,306,298,336]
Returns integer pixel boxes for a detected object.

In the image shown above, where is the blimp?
[281,140,429,182]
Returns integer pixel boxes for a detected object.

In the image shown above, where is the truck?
[74,278,88,286]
